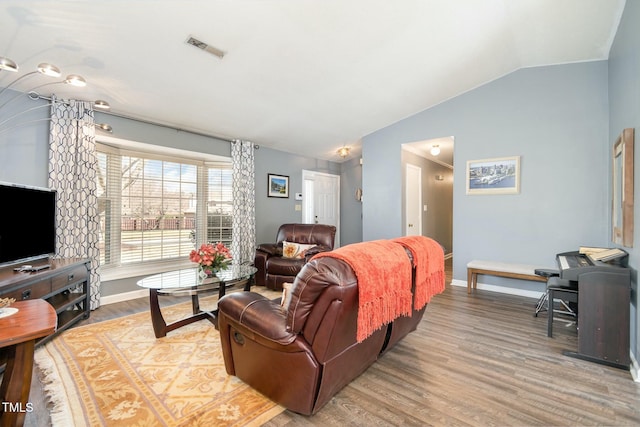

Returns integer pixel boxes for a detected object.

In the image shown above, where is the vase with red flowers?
[189,242,232,279]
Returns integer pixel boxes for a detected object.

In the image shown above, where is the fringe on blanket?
[312,240,413,342]
[392,236,446,309]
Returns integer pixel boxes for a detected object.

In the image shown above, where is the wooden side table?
[0,299,57,427]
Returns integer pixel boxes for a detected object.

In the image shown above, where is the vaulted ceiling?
[0,1,626,162]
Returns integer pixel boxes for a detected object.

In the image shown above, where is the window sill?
[100,259,195,282]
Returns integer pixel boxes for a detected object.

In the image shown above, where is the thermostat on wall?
[295,193,303,200]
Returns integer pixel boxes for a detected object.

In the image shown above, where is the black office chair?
[545,276,578,337]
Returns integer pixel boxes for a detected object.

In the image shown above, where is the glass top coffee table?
[137,263,257,338]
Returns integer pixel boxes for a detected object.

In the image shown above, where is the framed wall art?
[466,156,520,195]
[268,173,289,198]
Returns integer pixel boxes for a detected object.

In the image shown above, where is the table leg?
[244,274,255,291]
[145,271,255,337]
[149,289,212,338]
[218,279,227,300]
[0,340,35,427]
[191,294,200,315]
[149,289,167,338]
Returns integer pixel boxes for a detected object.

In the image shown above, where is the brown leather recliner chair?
[217,240,433,415]
[254,223,336,290]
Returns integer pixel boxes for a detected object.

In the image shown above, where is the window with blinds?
[96,144,232,271]
[207,167,233,244]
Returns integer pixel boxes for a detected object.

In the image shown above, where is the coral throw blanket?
[392,236,445,309]
[312,240,413,342]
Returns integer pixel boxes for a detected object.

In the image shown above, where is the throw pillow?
[282,241,316,259]
[281,282,294,312]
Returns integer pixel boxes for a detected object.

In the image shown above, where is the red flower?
[189,242,232,270]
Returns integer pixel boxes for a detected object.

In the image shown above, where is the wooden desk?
[0,300,57,427]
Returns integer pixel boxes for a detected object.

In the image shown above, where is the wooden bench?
[466,260,549,294]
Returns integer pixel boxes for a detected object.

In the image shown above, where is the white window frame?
[96,138,231,281]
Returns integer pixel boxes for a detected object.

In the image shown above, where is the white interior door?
[302,170,340,247]
[405,163,422,236]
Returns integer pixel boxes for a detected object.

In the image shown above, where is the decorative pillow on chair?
[282,241,316,259]
[281,282,294,312]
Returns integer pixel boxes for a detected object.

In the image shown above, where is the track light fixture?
[95,123,112,133]
[93,99,110,110]
[0,57,18,72]
[0,62,62,99]
[0,57,112,134]
[64,74,86,87]
[37,63,61,77]
[0,58,89,110]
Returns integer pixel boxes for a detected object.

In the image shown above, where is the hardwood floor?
[23,259,640,426]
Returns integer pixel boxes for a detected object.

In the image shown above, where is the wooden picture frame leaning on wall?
[612,128,634,247]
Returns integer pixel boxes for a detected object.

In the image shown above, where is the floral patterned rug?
[34,292,284,426]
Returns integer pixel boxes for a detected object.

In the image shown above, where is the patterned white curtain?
[48,96,101,309]
[231,140,256,264]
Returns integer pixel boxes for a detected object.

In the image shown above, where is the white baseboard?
[100,289,148,306]
[630,351,640,382]
[451,279,544,299]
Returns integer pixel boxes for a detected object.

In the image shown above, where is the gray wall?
[363,12,640,367]
[608,0,639,373]
[0,93,50,187]
[401,150,453,253]
[94,113,232,158]
[340,156,363,246]
[254,146,340,245]
[363,60,610,290]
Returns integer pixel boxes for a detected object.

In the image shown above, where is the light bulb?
[64,74,87,87]
[37,63,61,77]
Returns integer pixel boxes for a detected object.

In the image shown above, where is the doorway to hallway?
[402,137,453,256]
[301,170,341,247]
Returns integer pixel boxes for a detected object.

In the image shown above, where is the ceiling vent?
[186,36,225,59]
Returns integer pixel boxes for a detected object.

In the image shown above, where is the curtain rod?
[31,93,258,147]
[100,109,238,143]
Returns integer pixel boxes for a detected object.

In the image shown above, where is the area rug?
[34,293,284,427]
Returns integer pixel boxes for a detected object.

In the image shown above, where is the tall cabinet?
[0,258,90,345]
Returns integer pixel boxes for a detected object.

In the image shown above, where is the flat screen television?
[0,182,57,266]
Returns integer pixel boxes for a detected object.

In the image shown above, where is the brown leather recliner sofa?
[254,223,336,290]
[218,236,445,415]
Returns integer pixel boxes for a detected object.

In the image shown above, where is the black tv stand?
[13,264,51,272]
[1,258,90,345]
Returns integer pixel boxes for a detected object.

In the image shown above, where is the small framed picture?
[466,156,520,195]
[268,173,289,198]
